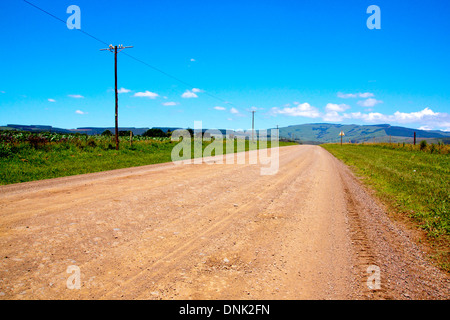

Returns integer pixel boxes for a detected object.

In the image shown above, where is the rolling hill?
[277,123,450,144]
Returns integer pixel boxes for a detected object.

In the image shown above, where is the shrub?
[430,143,437,154]
[101,130,113,136]
[0,144,12,158]
[27,135,48,149]
[419,140,427,151]
[87,138,97,148]
[73,138,86,150]
[142,128,167,138]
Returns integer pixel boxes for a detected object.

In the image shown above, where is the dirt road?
[0,145,448,300]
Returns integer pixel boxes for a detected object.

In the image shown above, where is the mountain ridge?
[277,123,450,144]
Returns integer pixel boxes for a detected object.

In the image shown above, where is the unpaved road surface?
[0,145,448,300]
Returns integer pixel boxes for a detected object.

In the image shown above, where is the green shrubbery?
[0,130,295,185]
[0,130,172,156]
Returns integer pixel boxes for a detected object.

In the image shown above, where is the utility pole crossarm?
[100,44,133,52]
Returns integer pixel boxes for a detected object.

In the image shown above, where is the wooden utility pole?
[114,46,119,150]
[100,44,133,150]
[251,111,255,141]
[414,132,416,145]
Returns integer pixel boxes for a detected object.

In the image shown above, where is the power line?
[21,0,239,109]
[121,52,233,106]
[22,0,109,46]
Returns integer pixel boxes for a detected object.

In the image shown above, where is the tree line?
[101,128,173,138]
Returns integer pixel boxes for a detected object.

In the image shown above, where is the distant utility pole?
[251,111,256,141]
[100,44,133,150]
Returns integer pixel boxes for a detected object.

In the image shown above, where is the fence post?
[130,131,133,147]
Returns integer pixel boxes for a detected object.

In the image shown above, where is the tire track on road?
[98,148,314,299]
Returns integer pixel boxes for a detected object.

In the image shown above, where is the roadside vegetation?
[0,130,295,185]
[322,143,450,272]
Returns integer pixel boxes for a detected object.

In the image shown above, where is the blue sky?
[1,0,449,131]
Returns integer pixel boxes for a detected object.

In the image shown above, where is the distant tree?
[142,128,167,137]
[118,130,132,137]
[101,129,112,136]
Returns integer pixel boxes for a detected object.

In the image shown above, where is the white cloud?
[325,103,350,112]
[118,88,131,94]
[162,101,178,106]
[181,90,198,98]
[392,108,438,122]
[338,92,374,99]
[75,110,87,115]
[214,106,226,111]
[68,94,84,99]
[230,107,240,114]
[323,111,345,122]
[190,58,196,62]
[48,98,56,102]
[317,106,449,131]
[337,92,357,99]
[359,92,375,98]
[357,98,383,107]
[321,103,351,122]
[344,107,444,125]
[271,103,321,118]
[440,122,450,132]
[349,111,386,122]
[248,106,262,112]
[134,91,159,98]
[191,88,203,93]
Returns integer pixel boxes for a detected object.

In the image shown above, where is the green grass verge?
[0,139,295,185]
[322,143,450,272]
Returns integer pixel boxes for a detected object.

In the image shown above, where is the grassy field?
[322,143,450,271]
[0,131,295,185]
